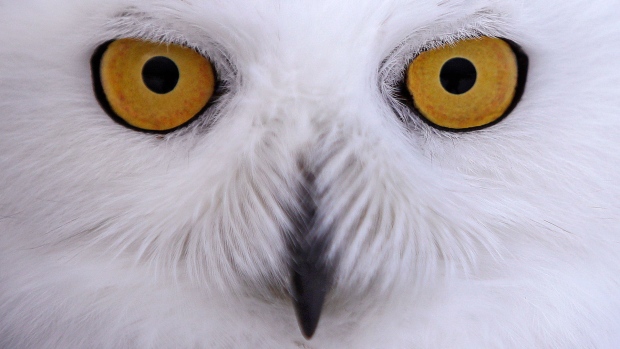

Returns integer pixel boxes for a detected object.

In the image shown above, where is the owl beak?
[290,243,332,339]
[287,163,334,339]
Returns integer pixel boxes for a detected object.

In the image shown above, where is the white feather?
[1,0,619,347]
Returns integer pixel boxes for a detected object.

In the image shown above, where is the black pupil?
[142,56,180,94]
[439,57,477,95]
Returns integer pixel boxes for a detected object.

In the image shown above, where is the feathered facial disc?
[1,0,619,346]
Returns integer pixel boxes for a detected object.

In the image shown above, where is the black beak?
[290,242,332,339]
[287,164,334,339]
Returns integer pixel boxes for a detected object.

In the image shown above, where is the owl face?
[1,0,620,347]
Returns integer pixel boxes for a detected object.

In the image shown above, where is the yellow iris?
[406,37,524,130]
[97,38,216,132]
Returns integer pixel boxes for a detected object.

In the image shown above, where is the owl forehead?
[105,0,512,62]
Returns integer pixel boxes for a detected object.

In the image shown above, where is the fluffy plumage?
[1,0,620,347]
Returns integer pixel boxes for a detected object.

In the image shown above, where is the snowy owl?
[1,0,620,348]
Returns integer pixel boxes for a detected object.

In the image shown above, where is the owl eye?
[404,37,528,131]
[92,38,217,132]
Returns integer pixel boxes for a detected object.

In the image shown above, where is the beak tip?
[291,269,330,340]
[300,321,318,340]
[294,299,321,339]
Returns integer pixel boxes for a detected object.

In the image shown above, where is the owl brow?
[103,9,194,49]
[102,9,234,80]
[396,8,511,57]
[379,8,510,86]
